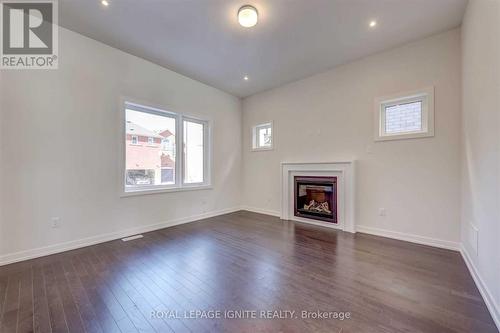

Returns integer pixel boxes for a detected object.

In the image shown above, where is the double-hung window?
[123,101,210,194]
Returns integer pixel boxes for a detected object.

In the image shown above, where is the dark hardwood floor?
[0,211,497,333]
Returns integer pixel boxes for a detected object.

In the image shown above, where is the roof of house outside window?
[126,121,164,139]
[159,129,174,138]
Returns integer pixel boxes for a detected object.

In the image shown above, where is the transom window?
[123,101,210,194]
[252,122,273,151]
[375,87,434,141]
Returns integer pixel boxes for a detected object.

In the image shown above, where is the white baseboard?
[0,207,241,267]
[240,209,461,251]
[461,245,500,331]
[240,206,281,217]
[356,225,461,251]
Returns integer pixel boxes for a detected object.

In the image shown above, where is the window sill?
[374,131,433,142]
[252,146,274,152]
[121,184,212,197]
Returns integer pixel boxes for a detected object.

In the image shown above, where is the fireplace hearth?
[294,176,337,223]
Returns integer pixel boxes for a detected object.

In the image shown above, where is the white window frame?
[147,136,155,145]
[252,121,273,151]
[120,99,212,196]
[131,135,139,145]
[182,117,210,187]
[374,87,434,141]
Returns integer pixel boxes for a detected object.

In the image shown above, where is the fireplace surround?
[281,161,355,232]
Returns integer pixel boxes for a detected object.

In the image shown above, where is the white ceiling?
[59,0,467,98]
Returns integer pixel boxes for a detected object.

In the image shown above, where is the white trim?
[356,225,460,251]
[121,235,144,242]
[120,97,213,196]
[182,116,212,186]
[120,184,213,197]
[241,206,281,217]
[374,86,435,141]
[461,245,500,331]
[252,121,274,151]
[0,207,240,267]
[251,146,274,152]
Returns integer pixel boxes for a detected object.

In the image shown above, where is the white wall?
[242,29,462,248]
[0,28,242,260]
[0,69,3,256]
[461,0,500,327]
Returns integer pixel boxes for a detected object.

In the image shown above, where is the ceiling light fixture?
[369,20,377,28]
[101,0,109,6]
[238,5,258,28]
[244,75,249,81]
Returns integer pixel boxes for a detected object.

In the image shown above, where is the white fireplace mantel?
[280,161,356,233]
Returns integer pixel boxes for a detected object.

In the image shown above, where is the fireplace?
[294,176,337,223]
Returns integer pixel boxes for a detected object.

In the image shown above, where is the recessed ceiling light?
[369,20,377,28]
[101,0,109,6]
[238,5,258,28]
[244,75,249,81]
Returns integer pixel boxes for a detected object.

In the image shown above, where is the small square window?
[148,137,155,145]
[252,122,273,151]
[131,135,138,145]
[375,87,434,141]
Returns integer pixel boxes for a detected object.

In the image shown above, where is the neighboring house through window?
[123,101,210,194]
[374,87,434,141]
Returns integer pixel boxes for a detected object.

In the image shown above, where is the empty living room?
[1,0,499,332]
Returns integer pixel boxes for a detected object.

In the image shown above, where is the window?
[123,101,210,194]
[183,119,206,184]
[162,137,173,151]
[252,122,273,151]
[375,87,434,141]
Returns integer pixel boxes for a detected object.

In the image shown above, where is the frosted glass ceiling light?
[238,5,258,28]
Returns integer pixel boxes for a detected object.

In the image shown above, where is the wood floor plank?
[104,242,209,333]
[69,255,122,333]
[76,251,138,333]
[0,275,8,327]
[16,266,34,333]
[88,249,165,333]
[1,273,21,333]
[98,249,182,333]
[0,211,497,333]
[32,264,52,333]
[59,259,103,333]
[42,263,69,333]
[51,261,86,333]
